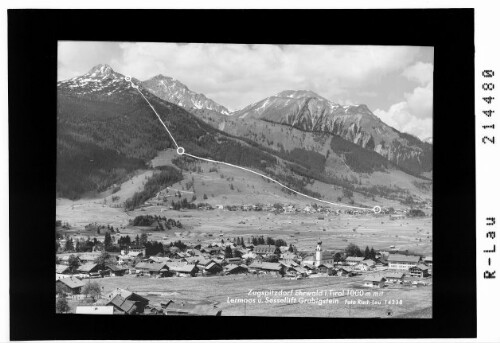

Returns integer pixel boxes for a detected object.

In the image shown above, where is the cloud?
[373,61,433,139]
[374,102,433,140]
[402,62,433,85]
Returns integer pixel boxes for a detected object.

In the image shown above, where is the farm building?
[166,262,199,276]
[56,264,70,275]
[363,276,387,288]
[108,295,140,315]
[409,264,430,278]
[388,254,421,270]
[317,263,335,275]
[76,263,101,276]
[253,245,278,256]
[424,256,433,268]
[345,256,365,266]
[203,261,223,275]
[248,262,284,276]
[105,288,149,313]
[224,264,248,275]
[337,267,355,277]
[384,272,406,283]
[135,262,169,277]
[105,264,128,277]
[56,277,85,295]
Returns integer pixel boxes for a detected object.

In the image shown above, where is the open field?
[94,273,432,318]
[57,204,432,255]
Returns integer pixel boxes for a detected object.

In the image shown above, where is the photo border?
[8,8,475,340]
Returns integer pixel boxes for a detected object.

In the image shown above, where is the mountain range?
[57,64,432,203]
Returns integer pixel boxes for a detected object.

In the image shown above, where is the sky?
[58,42,433,140]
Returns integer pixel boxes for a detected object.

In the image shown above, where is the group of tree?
[363,246,377,260]
[123,167,183,211]
[85,223,119,235]
[169,240,187,251]
[345,243,364,257]
[171,198,197,210]
[248,236,287,247]
[234,237,246,247]
[407,209,426,217]
[144,241,164,256]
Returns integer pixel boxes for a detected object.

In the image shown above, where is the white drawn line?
[126,77,179,149]
[126,77,381,214]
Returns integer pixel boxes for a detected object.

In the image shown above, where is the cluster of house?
[56,239,432,286]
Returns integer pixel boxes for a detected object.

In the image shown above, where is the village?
[56,207,432,316]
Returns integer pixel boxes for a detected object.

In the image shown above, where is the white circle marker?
[372,206,381,214]
[177,147,185,155]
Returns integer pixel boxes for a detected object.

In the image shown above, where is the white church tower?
[315,240,323,266]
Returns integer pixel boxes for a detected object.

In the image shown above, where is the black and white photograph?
[7,6,487,342]
[55,42,434,318]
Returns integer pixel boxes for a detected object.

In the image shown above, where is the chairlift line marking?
[126,76,179,149]
[126,77,380,213]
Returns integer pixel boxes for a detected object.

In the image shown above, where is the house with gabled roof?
[203,261,223,275]
[105,288,149,313]
[165,262,199,276]
[253,245,278,256]
[56,264,70,275]
[388,254,421,270]
[409,264,430,278]
[248,261,284,276]
[76,263,101,276]
[345,256,365,266]
[363,275,386,288]
[56,277,85,294]
[224,264,248,275]
[384,272,406,283]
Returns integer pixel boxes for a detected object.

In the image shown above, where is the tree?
[65,238,74,252]
[94,251,113,268]
[275,239,287,247]
[82,281,102,301]
[104,232,112,250]
[334,252,342,262]
[140,233,148,246]
[203,193,208,200]
[364,246,370,258]
[224,246,233,258]
[67,254,80,272]
[56,282,66,297]
[370,247,376,260]
[191,195,197,202]
[345,243,363,257]
[266,237,275,245]
[56,297,70,313]
[288,244,294,252]
[56,240,60,253]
